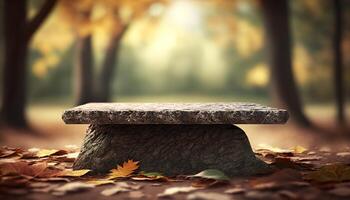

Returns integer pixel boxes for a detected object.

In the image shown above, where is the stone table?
[62,103,288,177]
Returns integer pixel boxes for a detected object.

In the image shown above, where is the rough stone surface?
[73,124,271,176]
[63,103,288,124]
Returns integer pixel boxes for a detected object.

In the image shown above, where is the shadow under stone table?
[62,103,289,177]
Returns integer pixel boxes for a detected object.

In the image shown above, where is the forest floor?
[0,104,350,199]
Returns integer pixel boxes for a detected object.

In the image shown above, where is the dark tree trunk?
[260,0,312,127]
[74,34,95,105]
[1,0,28,128]
[96,26,128,102]
[333,0,345,124]
[1,0,56,128]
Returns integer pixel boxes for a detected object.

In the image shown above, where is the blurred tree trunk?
[260,0,312,127]
[74,34,95,105]
[333,0,345,124]
[96,25,128,102]
[1,0,56,128]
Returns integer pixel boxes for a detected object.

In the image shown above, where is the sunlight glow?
[165,0,202,31]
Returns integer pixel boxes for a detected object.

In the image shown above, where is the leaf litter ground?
[1,145,350,200]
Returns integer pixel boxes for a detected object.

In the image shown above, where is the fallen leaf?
[29,182,51,188]
[290,155,322,162]
[107,160,139,179]
[286,181,310,187]
[52,182,94,196]
[0,161,60,178]
[85,179,114,186]
[272,157,314,170]
[132,172,168,181]
[101,182,141,196]
[57,169,90,177]
[20,152,38,159]
[158,186,198,197]
[278,190,299,199]
[53,153,78,162]
[36,149,67,158]
[190,169,230,181]
[32,184,60,193]
[336,152,350,157]
[224,187,246,194]
[191,179,229,188]
[252,181,281,190]
[329,187,350,196]
[101,186,130,196]
[257,144,293,154]
[187,192,231,200]
[293,146,307,154]
[0,147,18,158]
[305,164,350,183]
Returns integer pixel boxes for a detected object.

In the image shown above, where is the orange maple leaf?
[107,160,139,179]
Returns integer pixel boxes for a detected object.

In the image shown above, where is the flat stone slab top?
[62,103,288,124]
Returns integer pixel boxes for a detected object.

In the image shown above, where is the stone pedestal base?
[73,124,270,177]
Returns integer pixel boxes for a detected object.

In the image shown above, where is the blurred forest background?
[0,0,349,147]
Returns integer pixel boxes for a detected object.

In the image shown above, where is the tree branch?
[26,0,57,41]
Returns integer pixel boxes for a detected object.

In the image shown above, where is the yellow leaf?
[107,160,139,179]
[293,146,307,154]
[57,169,90,177]
[85,179,115,186]
[36,149,67,158]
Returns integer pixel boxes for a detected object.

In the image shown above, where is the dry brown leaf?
[224,187,246,194]
[37,149,61,158]
[187,192,231,200]
[52,182,94,196]
[56,169,90,177]
[278,190,299,199]
[32,184,60,193]
[252,181,281,190]
[328,187,350,196]
[29,182,51,188]
[52,152,79,163]
[131,172,168,182]
[107,160,139,179]
[0,161,60,178]
[336,152,350,157]
[0,147,18,158]
[305,164,350,183]
[272,157,314,170]
[157,186,198,197]
[101,182,141,196]
[101,186,130,196]
[290,155,322,162]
